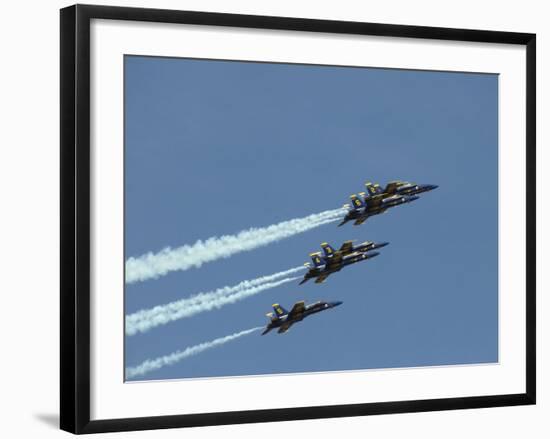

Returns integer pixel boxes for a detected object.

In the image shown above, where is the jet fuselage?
[300,250,380,284]
[262,300,343,335]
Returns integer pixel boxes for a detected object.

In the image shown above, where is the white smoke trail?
[126,277,297,336]
[126,326,263,379]
[126,207,345,284]
[126,268,304,336]
[127,266,304,332]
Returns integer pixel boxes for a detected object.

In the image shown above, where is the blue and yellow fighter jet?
[299,240,387,284]
[261,300,343,335]
[338,180,438,226]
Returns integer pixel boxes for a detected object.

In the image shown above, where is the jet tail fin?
[272,303,288,317]
[349,194,365,210]
[320,242,336,257]
[365,182,383,196]
[309,252,324,268]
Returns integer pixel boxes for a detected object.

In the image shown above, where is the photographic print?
[123,55,498,382]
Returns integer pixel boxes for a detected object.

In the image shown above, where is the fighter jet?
[299,240,386,284]
[320,239,389,258]
[338,192,419,226]
[338,180,438,226]
[379,180,439,197]
[261,300,343,335]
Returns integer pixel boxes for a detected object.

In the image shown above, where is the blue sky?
[124,55,498,381]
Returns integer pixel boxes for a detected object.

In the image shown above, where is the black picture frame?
[60,4,536,434]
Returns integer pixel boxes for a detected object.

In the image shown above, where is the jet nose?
[330,301,343,307]
[424,184,439,191]
[374,241,389,249]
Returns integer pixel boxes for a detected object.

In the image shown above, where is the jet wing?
[353,217,368,226]
[339,240,355,256]
[277,321,294,333]
[324,251,343,269]
[315,273,330,284]
[384,181,403,194]
[287,301,306,319]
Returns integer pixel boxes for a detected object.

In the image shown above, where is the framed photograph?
[60,4,536,434]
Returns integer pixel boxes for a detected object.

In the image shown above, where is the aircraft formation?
[339,181,438,226]
[262,180,437,335]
